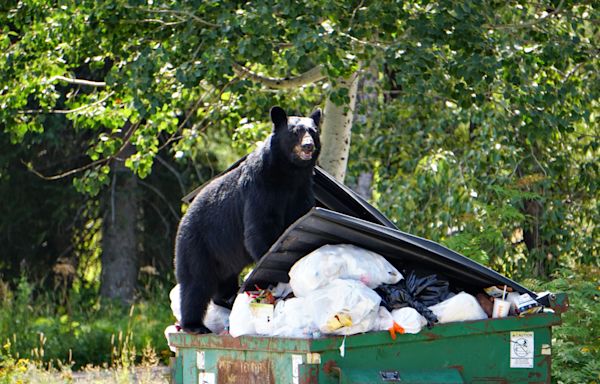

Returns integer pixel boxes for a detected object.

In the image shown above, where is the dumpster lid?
[313,167,397,228]
[241,207,535,296]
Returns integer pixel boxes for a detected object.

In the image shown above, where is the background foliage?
[0,0,598,382]
[529,265,600,383]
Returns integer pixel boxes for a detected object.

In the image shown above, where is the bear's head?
[270,106,321,167]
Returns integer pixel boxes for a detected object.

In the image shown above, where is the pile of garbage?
[166,244,552,346]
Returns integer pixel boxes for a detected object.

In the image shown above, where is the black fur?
[175,106,321,333]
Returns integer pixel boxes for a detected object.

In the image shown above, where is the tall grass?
[0,275,174,375]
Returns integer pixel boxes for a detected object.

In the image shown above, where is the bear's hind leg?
[179,279,214,334]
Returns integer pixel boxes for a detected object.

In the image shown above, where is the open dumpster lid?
[313,167,397,229]
[241,207,535,296]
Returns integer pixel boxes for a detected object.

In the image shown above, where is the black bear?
[175,106,321,333]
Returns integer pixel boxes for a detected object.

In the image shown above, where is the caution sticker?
[510,331,534,368]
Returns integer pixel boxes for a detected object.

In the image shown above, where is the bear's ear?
[310,108,322,128]
[270,106,288,131]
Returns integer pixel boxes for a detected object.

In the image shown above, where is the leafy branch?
[23,121,140,181]
[20,92,115,115]
[232,63,326,89]
[127,6,218,28]
[47,75,107,88]
[483,0,565,30]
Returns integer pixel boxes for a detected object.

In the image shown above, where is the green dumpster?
[173,166,568,383]
[168,293,567,383]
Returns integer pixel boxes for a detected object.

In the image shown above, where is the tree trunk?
[353,65,379,199]
[523,198,545,277]
[100,149,139,303]
[319,73,360,182]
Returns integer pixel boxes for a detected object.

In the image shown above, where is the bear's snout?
[301,133,314,151]
[294,132,316,161]
[301,142,314,151]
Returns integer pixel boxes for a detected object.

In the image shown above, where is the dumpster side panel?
[316,321,553,383]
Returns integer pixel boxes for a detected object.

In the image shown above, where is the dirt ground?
[69,366,171,383]
[12,365,171,384]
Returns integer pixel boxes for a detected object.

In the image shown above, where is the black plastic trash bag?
[376,272,452,325]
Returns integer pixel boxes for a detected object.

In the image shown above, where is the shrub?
[0,276,174,371]
[532,266,600,384]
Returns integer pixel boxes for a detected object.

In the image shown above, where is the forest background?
[0,1,598,383]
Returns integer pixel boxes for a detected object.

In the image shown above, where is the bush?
[0,276,174,371]
[532,265,600,384]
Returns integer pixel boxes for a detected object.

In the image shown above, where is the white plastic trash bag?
[204,302,231,334]
[271,282,293,299]
[391,307,427,334]
[229,293,256,337]
[307,279,381,335]
[289,244,403,297]
[268,297,318,338]
[164,325,180,352]
[270,280,382,337]
[169,285,182,322]
[429,292,487,323]
[373,307,394,332]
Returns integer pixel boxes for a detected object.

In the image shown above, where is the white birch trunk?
[319,73,360,182]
